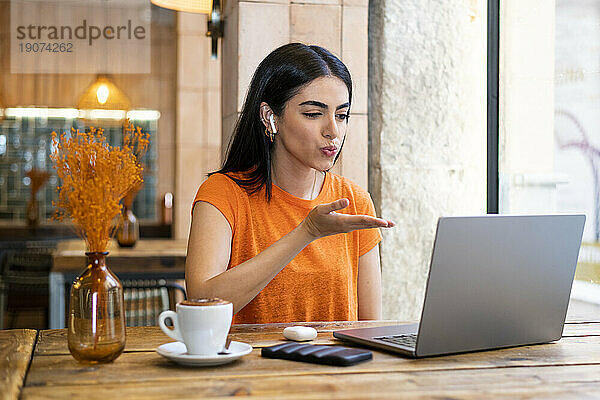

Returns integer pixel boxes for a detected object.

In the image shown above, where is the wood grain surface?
[17,318,600,399]
[20,364,600,399]
[0,329,37,400]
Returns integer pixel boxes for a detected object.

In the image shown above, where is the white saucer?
[156,341,253,367]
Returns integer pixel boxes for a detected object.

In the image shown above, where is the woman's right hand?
[301,198,395,240]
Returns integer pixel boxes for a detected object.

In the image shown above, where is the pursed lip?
[320,145,338,151]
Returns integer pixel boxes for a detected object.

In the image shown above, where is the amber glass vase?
[25,198,39,227]
[67,252,126,364]
[116,206,139,247]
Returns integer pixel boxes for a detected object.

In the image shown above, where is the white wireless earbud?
[269,114,277,134]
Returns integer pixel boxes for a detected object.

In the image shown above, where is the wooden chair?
[0,242,56,329]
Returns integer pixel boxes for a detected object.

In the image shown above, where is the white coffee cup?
[158,298,233,355]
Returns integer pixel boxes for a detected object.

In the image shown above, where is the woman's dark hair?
[209,43,352,201]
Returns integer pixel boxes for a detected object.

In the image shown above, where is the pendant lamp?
[77,75,131,111]
[77,75,130,121]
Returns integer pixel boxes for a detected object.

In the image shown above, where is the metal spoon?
[218,336,232,355]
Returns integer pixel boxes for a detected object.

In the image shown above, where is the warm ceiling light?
[151,0,212,14]
[77,74,131,112]
[1,107,159,121]
[96,85,109,105]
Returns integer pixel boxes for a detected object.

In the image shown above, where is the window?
[495,1,600,304]
[0,112,158,222]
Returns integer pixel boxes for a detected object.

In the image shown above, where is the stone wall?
[174,13,222,239]
[369,0,488,320]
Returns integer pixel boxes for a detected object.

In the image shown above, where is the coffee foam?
[179,298,230,307]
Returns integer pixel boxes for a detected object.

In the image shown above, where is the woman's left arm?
[358,244,383,320]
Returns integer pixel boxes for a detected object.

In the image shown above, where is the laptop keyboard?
[375,333,417,348]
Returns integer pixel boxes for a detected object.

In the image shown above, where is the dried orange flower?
[50,122,150,252]
[123,181,143,209]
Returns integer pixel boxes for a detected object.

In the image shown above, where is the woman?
[186,43,395,324]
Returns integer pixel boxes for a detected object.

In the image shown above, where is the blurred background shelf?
[49,238,187,329]
[1,237,186,329]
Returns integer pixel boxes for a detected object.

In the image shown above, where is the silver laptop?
[334,214,586,358]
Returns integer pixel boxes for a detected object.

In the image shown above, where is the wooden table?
[49,239,187,328]
[0,329,36,400]
[5,316,600,399]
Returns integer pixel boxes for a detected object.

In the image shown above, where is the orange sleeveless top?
[192,171,382,324]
